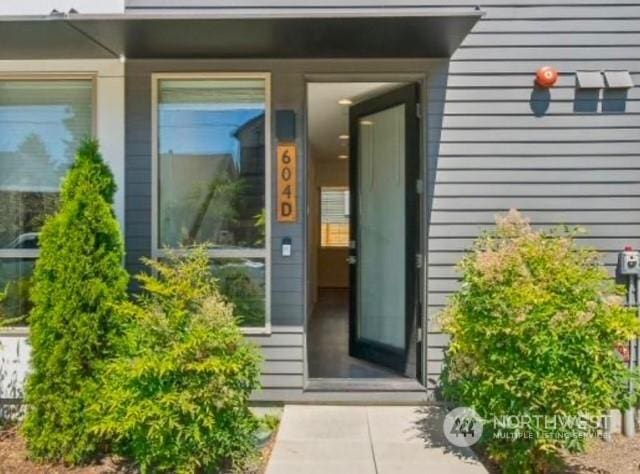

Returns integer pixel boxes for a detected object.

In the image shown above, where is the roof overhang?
[0,8,484,59]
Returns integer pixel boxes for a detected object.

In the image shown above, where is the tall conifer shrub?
[22,139,128,463]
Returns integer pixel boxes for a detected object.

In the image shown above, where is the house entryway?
[309,288,397,378]
[306,81,422,384]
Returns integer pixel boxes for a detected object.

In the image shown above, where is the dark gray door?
[348,84,420,375]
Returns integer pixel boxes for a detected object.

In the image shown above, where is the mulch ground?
[474,433,640,474]
[0,423,278,474]
[0,425,129,474]
[559,434,640,474]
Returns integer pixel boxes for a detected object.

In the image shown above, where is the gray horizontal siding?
[127,0,640,6]
[125,61,308,399]
[437,156,640,169]
[434,184,640,196]
[430,210,640,223]
[431,197,640,210]
[429,223,640,237]
[122,1,640,400]
[423,1,640,396]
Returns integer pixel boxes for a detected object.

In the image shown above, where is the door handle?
[346,256,357,265]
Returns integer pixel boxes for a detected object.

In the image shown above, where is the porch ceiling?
[0,8,483,60]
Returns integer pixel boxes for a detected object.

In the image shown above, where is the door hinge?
[415,253,423,269]
[416,104,421,119]
[347,256,357,265]
[416,327,423,343]
[416,179,423,194]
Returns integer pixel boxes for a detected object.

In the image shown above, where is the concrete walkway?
[266,405,487,474]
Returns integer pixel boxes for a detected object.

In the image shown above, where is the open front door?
[348,84,420,375]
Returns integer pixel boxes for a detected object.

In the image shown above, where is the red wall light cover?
[535,66,558,88]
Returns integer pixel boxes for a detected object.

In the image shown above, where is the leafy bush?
[0,274,33,326]
[22,139,128,463]
[440,209,640,473]
[215,260,266,327]
[92,249,262,474]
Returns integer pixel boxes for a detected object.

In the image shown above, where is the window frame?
[151,72,272,334]
[0,74,97,334]
[319,185,350,249]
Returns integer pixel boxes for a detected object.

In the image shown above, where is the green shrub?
[215,261,266,327]
[0,274,32,326]
[440,209,640,473]
[92,249,262,474]
[22,139,128,464]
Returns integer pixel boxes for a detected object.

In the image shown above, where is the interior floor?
[307,288,399,378]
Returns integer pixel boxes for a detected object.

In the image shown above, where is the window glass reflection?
[158,79,266,249]
[212,258,266,327]
[0,80,93,249]
[0,258,35,325]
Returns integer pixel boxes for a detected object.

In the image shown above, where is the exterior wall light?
[535,66,558,88]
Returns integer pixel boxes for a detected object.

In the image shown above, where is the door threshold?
[305,377,425,393]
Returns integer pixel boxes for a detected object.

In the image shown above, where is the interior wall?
[307,156,350,297]
[315,160,349,289]
[307,82,405,295]
[307,156,319,307]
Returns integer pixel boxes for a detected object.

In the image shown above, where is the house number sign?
[277,143,297,222]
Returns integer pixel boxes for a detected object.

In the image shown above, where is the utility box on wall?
[619,247,640,276]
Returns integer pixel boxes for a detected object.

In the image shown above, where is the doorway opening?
[306,82,421,383]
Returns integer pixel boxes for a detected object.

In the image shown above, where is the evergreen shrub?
[22,139,128,463]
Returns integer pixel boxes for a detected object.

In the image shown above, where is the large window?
[0,79,94,326]
[154,75,270,329]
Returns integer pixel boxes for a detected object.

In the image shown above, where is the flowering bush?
[91,249,262,473]
[440,209,640,473]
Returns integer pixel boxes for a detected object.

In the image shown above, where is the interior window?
[320,186,350,248]
[156,77,269,328]
[0,79,93,325]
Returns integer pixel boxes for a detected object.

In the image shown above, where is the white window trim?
[0,60,125,336]
[151,72,272,335]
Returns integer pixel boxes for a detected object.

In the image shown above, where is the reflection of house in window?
[233,113,266,247]
[321,186,350,248]
[160,152,238,246]
[160,109,266,248]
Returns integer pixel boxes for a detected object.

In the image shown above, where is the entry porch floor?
[265,405,487,474]
[308,288,400,378]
